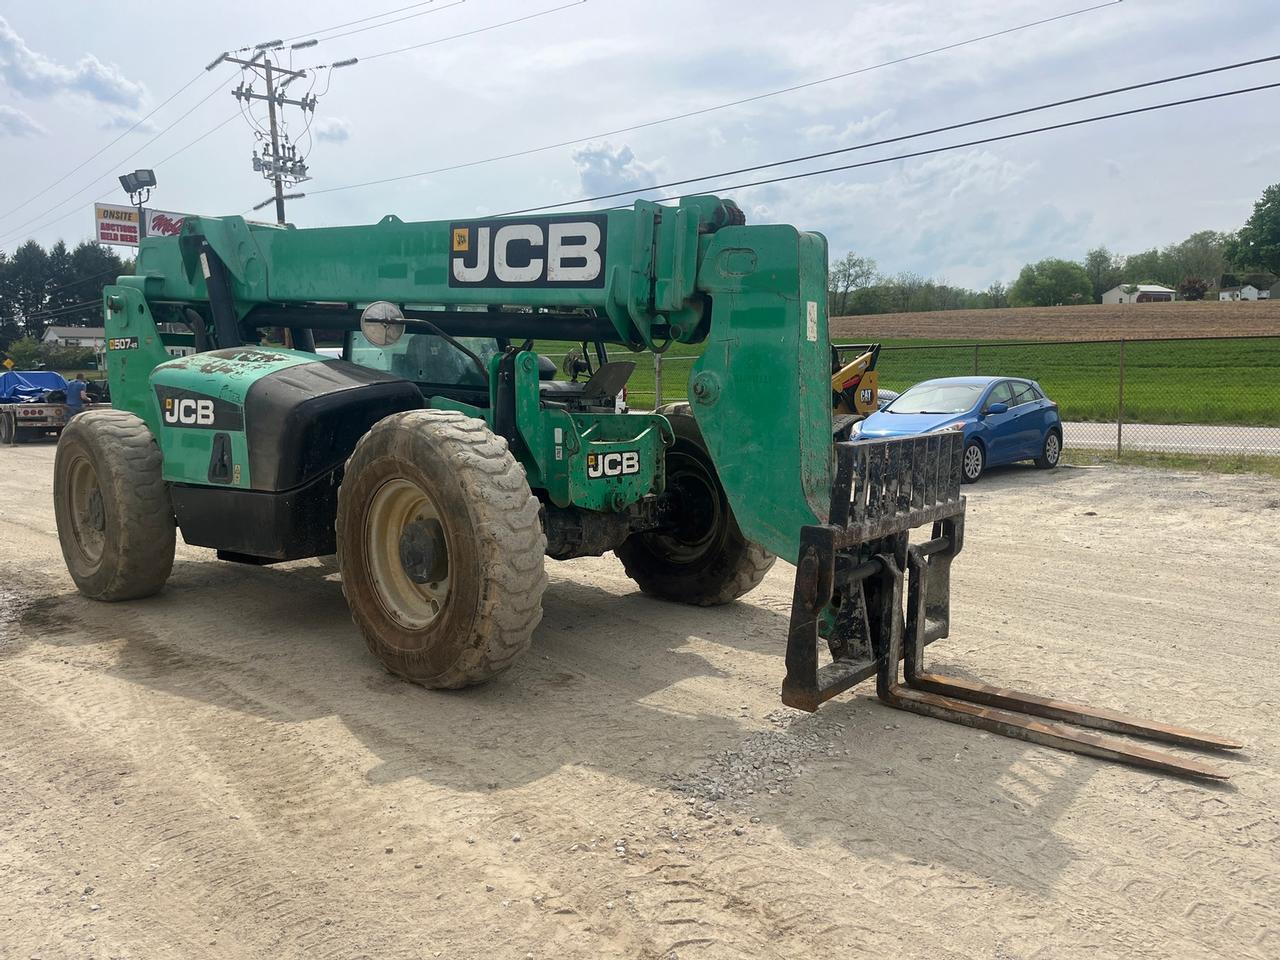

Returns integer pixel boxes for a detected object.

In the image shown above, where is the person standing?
[65,373,92,417]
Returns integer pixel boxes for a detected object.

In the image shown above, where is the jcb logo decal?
[449,214,607,288]
[164,397,215,426]
[588,450,640,479]
[154,386,243,431]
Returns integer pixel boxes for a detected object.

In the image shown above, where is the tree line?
[830,182,1280,314]
[0,240,133,352]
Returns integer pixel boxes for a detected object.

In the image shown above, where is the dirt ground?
[831,299,1280,341]
[2,443,1278,960]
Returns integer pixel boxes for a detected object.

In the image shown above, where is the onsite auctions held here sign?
[94,203,189,246]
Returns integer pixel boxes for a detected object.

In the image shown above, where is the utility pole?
[263,58,285,225]
[224,48,315,225]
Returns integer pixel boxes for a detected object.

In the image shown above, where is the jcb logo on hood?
[588,450,640,479]
[155,386,243,431]
[449,214,607,288]
[164,397,214,426]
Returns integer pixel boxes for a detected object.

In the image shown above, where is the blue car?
[855,376,1063,483]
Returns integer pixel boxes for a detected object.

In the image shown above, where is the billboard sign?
[94,203,190,246]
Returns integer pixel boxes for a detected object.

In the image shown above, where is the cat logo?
[449,214,607,289]
[587,450,640,479]
[164,397,215,426]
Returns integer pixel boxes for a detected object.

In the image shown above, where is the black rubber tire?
[961,439,985,484]
[336,409,547,689]
[1035,428,1063,469]
[53,409,176,601]
[0,411,13,445]
[615,402,775,606]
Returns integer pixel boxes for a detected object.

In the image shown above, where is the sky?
[1,0,1279,288]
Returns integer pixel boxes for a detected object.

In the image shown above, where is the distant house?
[41,326,106,349]
[1101,283,1176,304]
[1218,285,1261,301]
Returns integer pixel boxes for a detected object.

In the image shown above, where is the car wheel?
[1035,429,1062,469]
[961,440,984,484]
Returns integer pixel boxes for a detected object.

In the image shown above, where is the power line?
[306,0,1125,198]
[0,79,236,245]
[0,70,208,224]
[358,0,587,63]
[24,299,103,322]
[491,54,1280,215]
[6,112,241,248]
[277,0,445,45]
[497,81,1280,217]
[291,0,465,46]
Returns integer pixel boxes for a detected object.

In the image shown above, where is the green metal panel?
[682,225,834,562]
[148,348,318,488]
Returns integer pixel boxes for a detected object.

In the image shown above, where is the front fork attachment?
[784,516,1242,780]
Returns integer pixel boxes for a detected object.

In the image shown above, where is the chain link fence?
[634,336,1280,458]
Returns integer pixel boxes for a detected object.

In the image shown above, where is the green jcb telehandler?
[54,195,1239,778]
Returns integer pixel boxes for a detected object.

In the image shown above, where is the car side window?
[984,381,1014,410]
[1008,382,1035,406]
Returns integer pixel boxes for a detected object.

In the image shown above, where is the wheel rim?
[648,448,723,564]
[964,445,983,479]
[1045,433,1060,464]
[366,477,451,630]
[66,455,106,565]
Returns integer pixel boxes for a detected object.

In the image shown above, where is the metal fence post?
[973,343,980,375]
[1116,338,1125,456]
[653,352,663,409]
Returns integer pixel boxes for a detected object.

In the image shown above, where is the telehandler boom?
[54,195,1239,778]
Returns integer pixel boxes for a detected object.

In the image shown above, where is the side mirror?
[985,402,1009,415]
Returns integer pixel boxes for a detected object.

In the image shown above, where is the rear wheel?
[0,411,12,445]
[336,409,546,688]
[1035,429,1062,469]
[616,403,774,605]
[961,439,985,483]
[53,409,176,600]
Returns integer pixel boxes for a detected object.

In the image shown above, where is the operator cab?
[340,329,631,414]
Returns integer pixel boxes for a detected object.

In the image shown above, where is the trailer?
[0,370,73,444]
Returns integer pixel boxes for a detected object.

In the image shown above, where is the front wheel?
[961,439,985,484]
[1035,429,1062,469]
[336,409,547,689]
[615,403,774,606]
[53,409,176,600]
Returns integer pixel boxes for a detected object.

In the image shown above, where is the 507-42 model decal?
[106,336,139,350]
[587,450,640,479]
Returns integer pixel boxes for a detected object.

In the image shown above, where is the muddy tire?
[616,402,774,606]
[336,409,547,688]
[53,409,176,600]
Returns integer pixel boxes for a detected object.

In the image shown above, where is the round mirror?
[360,301,405,346]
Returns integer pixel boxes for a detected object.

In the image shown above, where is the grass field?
[617,336,1280,427]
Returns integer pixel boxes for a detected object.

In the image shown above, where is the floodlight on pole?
[119,169,157,240]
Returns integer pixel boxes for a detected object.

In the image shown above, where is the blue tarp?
[0,370,69,402]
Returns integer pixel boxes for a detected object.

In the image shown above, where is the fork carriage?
[783,433,1241,780]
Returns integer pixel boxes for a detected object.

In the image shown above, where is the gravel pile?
[664,711,852,814]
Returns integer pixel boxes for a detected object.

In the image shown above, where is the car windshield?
[887,382,986,415]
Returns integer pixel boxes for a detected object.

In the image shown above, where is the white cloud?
[0,104,44,137]
[314,117,351,143]
[571,142,663,197]
[0,15,145,108]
